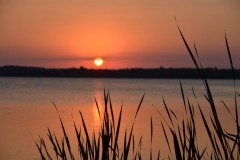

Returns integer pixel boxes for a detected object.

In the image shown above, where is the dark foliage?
[0,66,240,79]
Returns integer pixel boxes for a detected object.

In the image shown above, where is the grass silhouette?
[32,24,240,160]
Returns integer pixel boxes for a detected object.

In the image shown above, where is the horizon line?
[0,65,239,70]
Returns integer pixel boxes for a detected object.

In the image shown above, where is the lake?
[0,77,239,159]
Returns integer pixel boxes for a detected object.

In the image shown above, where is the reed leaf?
[47,128,59,159]
[162,97,174,127]
[79,111,94,158]
[225,33,235,84]
[179,80,187,113]
[112,106,122,160]
[40,137,52,160]
[30,133,47,160]
[157,149,160,160]
[150,117,153,160]
[95,97,101,120]
[170,128,182,160]
[161,121,172,157]
[151,117,153,144]
[134,93,145,121]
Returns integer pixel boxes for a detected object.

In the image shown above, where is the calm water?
[0,77,239,159]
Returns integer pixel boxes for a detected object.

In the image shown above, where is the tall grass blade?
[47,128,58,159]
[151,117,153,143]
[176,125,183,155]
[170,109,177,120]
[30,133,47,160]
[54,133,63,158]
[40,137,52,160]
[154,105,171,128]
[60,117,75,160]
[199,146,208,159]
[225,34,240,158]
[134,93,145,120]
[226,33,240,157]
[221,101,235,121]
[181,121,186,160]
[150,117,153,160]
[225,33,235,84]
[104,89,109,108]
[157,149,160,160]
[95,97,101,120]
[134,136,142,159]
[112,106,122,160]
[109,94,115,131]
[170,128,182,160]
[179,80,187,112]
[198,106,217,155]
[79,111,93,158]
[124,125,133,160]
[53,103,75,160]
[132,135,135,154]
[175,19,201,74]
[123,129,127,160]
[94,133,100,160]
[193,43,205,79]
[150,148,152,160]
[162,97,173,126]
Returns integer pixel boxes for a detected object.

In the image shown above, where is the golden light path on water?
[92,80,103,129]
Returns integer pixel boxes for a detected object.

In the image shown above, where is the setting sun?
[94,58,103,66]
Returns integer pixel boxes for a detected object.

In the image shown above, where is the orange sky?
[0,0,240,69]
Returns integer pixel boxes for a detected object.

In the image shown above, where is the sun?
[94,58,103,66]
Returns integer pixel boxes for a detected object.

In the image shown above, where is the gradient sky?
[0,0,240,69]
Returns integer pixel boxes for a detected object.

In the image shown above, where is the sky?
[0,0,240,69]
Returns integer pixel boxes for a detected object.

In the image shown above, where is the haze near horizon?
[0,0,239,69]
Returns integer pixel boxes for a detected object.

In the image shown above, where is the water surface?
[0,78,239,159]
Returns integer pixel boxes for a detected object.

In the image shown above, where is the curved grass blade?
[52,102,75,160]
[153,105,171,129]
[46,128,59,159]
[221,101,235,121]
[95,97,101,120]
[30,133,47,160]
[225,34,239,156]
[134,93,145,121]
[40,137,53,160]
[162,97,173,126]
[225,33,235,85]
[179,80,187,112]
[170,109,177,120]
[175,18,200,74]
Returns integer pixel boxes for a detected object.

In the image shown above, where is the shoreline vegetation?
[32,23,240,159]
[0,65,240,79]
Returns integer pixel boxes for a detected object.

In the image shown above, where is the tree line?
[0,65,239,79]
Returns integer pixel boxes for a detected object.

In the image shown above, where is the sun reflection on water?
[92,79,104,130]
[92,100,102,130]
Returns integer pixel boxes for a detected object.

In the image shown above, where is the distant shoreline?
[0,65,239,79]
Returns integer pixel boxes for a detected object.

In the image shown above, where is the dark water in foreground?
[0,77,239,159]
